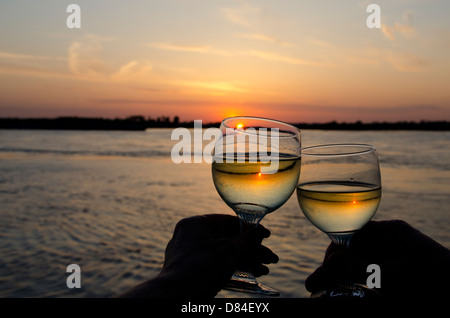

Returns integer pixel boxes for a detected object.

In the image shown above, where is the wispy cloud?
[0,62,72,79]
[0,35,119,81]
[306,39,335,49]
[238,33,292,46]
[348,47,430,71]
[111,60,154,82]
[220,3,260,28]
[66,35,158,84]
[381,23,415,41]
[306,37,429,72]
[68,40,109,77]
[385,50,430,72]
[149,41,331,67]
[174,80,248,94]
[0,50,69,79]
[381,10,416,41]
[247,50,330,66]
[0,51,54,61]
[148,43,230,55]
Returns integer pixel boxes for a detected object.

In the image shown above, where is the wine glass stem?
[327,232,354,248]
[234,212,265,274]
[236,210,265,227]
[239,217,260,232]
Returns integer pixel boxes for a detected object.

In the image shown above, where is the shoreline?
[1,117,450,131]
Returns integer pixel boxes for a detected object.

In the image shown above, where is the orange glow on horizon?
[236,123,244,129]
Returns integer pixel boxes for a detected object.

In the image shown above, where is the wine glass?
[212,117,301,296]
[296,144,382,298]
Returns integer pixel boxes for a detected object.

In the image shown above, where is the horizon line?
[1,115,449,126]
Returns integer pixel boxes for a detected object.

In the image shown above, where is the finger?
[172,215,209,239]
[252,264,270,277]
[172,214,241,242]
[209,238,240,278]
[323,242,342,262]
[198,214,241,238]
[350,219,440,259]
[258,245,279,264]
[306,252,348,292]
[241,225,271,244]
[305,265,328,292]
[212,237,239,270]
[254,223,271,239]
[236,245,278,277]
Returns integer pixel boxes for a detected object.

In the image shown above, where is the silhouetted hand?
[306,220,450,298]
[119,214,278,298]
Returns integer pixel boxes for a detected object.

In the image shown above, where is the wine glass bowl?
[212,117,301,295]
[297,144,382,246]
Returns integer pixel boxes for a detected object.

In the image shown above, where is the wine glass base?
[223,272,280,296]
[310,283,379,299]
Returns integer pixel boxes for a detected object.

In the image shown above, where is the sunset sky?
[0,0,449,123]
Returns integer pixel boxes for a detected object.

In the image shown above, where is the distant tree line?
[0,116,449,130]
[292,120,450,131]
[0,115,181,130]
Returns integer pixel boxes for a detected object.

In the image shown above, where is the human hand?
[306,220,450,298]
[160,214,278,297]
[120,214,278,298]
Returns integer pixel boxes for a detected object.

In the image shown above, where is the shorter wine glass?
[296,144,382,297]
[212,116,301,296]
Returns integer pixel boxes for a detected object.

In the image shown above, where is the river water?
[0,129,449,297]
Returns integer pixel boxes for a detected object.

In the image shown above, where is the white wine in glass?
[212,117,301,296]
[212,158,300,223]
[297,144,382,297]
[297,181,381,238]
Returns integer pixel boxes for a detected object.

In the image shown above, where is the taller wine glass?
[296,144,382,297]
[212,117,301,296]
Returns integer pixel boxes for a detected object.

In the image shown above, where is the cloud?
[112,60,154,82]
[300,103,441,115]
[381,23,415,41]
[385,50,430,72]
[149,43,330,67]
[237,33,292,46]
[0,51,54,61]
[174,80,248,94]
[68,35,157,83]
[305,37,430,71]
[0,35,159,86]
[149,43,230,55]
[0,51,69,79]
[68,35,113,77]
[246,50,330,66]
[381,25,396,41]
[346,47,430,72]
[403,10,413,25]
[68,42,108,77]
[307,39,335,49]
[93,98,210,106]
[381,10,416,41]
[0,62,72,79]
[221,3,260,27]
